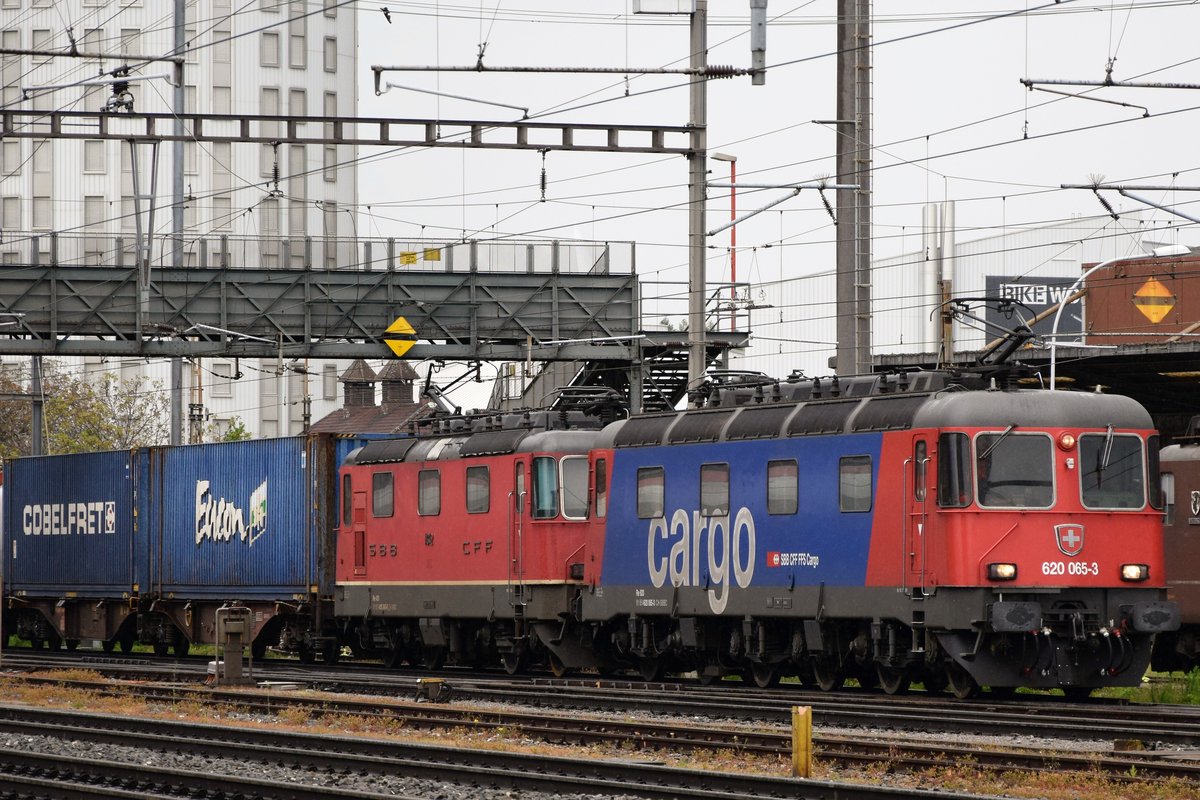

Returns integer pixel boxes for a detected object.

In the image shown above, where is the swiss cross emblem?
[1055,524,1084,557]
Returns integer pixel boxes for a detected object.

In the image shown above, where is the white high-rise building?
[0,1,359,440]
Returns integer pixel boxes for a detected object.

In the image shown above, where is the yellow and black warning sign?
[1132,278,1176,324]
[383,316,417,357]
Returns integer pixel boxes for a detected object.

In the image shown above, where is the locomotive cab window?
[1162,471,1175,526]
[1148,435,1163,510]
[937,432,971,507]
[466,465,490,514]
[976,431,1053,509]
[767,459,798,515]
[594,458,608,519]
[913,441,927,502]
[1080,431,1144,510]
[839,455,872,512]
[637,466,665,519]
[532,456,559,519]
[700,463,729,516]
[371,472,394,517]
[561,456,589,520]
[418,469,441,516]
[341,473,352,525]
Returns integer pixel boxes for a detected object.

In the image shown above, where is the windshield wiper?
[980,424,1017,460]
[1100,423,1115,475]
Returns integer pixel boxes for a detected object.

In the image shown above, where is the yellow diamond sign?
[383,315,417,358]
[1132,278,1176,324]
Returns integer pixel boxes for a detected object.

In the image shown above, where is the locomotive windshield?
[1079,432,1145,509]
[975,432,1053,508]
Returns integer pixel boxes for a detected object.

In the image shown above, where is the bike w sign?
[985,276,1083,337]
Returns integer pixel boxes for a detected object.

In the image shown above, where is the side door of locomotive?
[905,436,932,595]
[351,485,369,579]
[508,457,528,606]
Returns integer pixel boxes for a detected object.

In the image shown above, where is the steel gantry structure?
[0,109,695,365]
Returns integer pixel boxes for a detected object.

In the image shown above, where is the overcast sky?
[351,0,1200,391]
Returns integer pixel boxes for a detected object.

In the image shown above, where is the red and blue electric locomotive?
[337,370,1178,697]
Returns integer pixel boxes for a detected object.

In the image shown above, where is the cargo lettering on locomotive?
[646,506,756,614]
[194,478,268,546]
[21,501,115,536]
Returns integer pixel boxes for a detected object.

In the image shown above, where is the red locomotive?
[337,371,1178,697]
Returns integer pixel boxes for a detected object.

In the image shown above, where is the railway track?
[0,704,997,800]
[6,671,1200,786]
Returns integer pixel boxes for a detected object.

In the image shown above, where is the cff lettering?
[22,501,116,535]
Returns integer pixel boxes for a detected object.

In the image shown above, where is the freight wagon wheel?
[810,656,843,692]
[876,663,911,695]
[65,639,79,651]
[153,641,170,658]
[1061,686,1093,701]
[748,663,781,689]
[945,661,979,700]
[119,633,135,653]
[174,638,190,658]
[323,641,341,665]
[102,639,116,654]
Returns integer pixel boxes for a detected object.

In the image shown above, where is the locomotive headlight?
[1057,433,1077,451]
[988,562,1018,581]
[1120,563,1150,582]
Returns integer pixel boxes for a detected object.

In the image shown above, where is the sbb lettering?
[647,506,756,614]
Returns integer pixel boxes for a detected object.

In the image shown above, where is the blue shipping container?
[146,437,319,599]
[2,450,137,596]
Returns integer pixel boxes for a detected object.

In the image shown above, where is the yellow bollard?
[791,705,812,778]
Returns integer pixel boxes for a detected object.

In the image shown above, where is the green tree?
[209,416,252,442]
[0,360,170,457]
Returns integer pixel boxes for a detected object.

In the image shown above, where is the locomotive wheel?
[501,650,527,675]
[297,644,316,664]
[548,654,572,678]
[29,638,43,651]
[920,670,948,694]
[876,663,911,695]
[323,641,342,665]
[153,641,170,658]
[945,661,979,700]
[748,663,781,689]
[385,646,404,669]
[988,685,1016,699]
[637,657,664,682]
[811,656,843,692]
[422,646,446,670]
[1062,686,1093,701]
